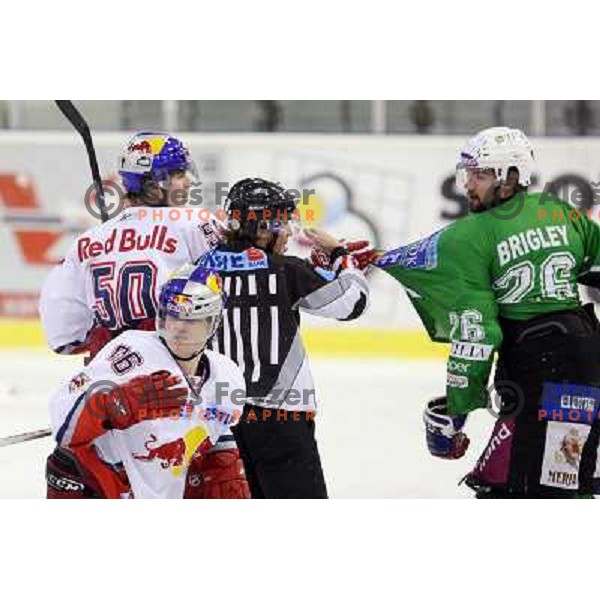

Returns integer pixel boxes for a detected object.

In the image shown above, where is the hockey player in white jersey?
[49,264,248,499]
[40,131,220,357]
[41,132,248,498]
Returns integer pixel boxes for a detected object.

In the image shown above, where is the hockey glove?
[65,371,189,448]
[90,370,189,431]
[423,397,470,459]
[310,239,379,272]
[184,448,251,499]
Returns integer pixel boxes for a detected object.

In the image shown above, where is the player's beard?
[468,182,510,214]
[468,194,485,213]
[140,183,169,207]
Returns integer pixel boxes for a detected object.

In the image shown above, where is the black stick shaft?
[55,100,108,222]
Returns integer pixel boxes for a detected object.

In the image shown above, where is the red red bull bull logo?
[127,136,168,157]
[68,372,91,394]
[127,140,153,154]
[133,426,211,477]
[133,433,186,469]
[166,294,194,316]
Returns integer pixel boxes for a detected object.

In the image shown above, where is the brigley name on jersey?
[496,225,568,267]
[77,225,177,262]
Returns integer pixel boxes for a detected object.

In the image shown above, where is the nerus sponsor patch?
[199,248,269,272]
[376,229,444,270]
[539,382,600,424]
[540,421,591,490]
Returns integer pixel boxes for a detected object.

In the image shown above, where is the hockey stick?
[0,103,110,450]
[4,102,104,449]
[0,428,51,448]
[55,100,109,223]
[0,102,107,449]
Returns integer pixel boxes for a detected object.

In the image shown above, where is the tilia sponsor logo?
[450,341,493,361]
[77,225,177,261]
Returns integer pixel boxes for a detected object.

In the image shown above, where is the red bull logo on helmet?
[166,294,195,316]
[128,140,153,154]
[127,135,168,156]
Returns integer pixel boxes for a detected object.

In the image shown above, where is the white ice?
[0,349,496,498]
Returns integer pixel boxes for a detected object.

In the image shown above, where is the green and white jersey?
[377,192,600,414]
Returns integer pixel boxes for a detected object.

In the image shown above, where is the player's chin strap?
[159,339,211,400]
[159,335,205,362]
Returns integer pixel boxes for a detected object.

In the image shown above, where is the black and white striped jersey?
[200,242,369,412]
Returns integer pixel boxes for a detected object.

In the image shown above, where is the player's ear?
[498,167,520,200]
[253,228,271,249]
[507,167,520,186]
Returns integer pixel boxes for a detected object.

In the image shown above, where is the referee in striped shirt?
[198,178,372,498]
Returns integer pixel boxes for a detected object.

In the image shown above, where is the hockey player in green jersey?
[376,127,600,498]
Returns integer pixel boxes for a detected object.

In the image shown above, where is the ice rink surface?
[0,349,497,499]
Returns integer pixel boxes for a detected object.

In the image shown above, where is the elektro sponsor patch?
[539,382,600,424]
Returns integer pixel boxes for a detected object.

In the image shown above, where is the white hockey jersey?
[39,207,220,353]
[49,330,245,499]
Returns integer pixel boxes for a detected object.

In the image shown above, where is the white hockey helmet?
[456,126,535,192]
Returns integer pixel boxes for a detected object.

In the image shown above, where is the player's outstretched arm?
[291,227,371,321]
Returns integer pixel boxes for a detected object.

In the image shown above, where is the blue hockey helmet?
[118,131,198,195]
